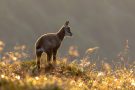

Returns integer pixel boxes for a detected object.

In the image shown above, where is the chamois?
[35,21,72,70]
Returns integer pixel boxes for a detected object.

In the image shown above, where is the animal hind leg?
[36,50,43,70]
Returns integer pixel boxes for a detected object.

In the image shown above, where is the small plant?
[0,40,134,90]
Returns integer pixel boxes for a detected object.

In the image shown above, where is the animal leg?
[53,49,57,64]
[36,50,43,70]
[47,52,52,65]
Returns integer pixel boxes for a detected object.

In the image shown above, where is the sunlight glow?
[1,74,5,78]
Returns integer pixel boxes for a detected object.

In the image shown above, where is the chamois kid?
[35,21,72,70]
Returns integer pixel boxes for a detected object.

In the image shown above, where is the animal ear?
[65,21,69,26]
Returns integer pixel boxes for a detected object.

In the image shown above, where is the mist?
[0,0,135,60]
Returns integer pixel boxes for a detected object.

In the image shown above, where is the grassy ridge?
[0,41,134,90]
[0,59,134,90]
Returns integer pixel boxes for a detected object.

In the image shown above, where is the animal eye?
[67,29,70,32]
[65,27,71,32]
[68,27,70,30]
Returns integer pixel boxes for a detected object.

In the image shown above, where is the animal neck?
[57,27,65,41]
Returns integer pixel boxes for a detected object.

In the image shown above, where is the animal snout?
[70,33,73,36]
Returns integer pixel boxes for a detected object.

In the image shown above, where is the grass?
[0,59,134,90]
[0,41,134,90]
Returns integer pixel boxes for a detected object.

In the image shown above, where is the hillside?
[0,59,134,90]
[0,42,134,90]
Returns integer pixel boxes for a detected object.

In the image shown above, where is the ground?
[0,58,134,90]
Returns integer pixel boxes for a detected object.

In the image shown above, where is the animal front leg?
[53,49,57,64]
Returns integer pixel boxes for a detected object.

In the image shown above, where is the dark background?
[0,0,135,60]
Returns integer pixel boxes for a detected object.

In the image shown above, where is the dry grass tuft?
[0,41,134,90]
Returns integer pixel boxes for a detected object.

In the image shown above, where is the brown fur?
[35,21,72,70]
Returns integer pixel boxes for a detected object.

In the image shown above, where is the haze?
[0,0,135,60]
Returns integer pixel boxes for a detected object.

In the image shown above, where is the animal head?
[63,21,72,36]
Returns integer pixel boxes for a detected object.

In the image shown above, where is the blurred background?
[0,0,135,60]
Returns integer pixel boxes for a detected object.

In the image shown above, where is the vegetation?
[0,41,134,90]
